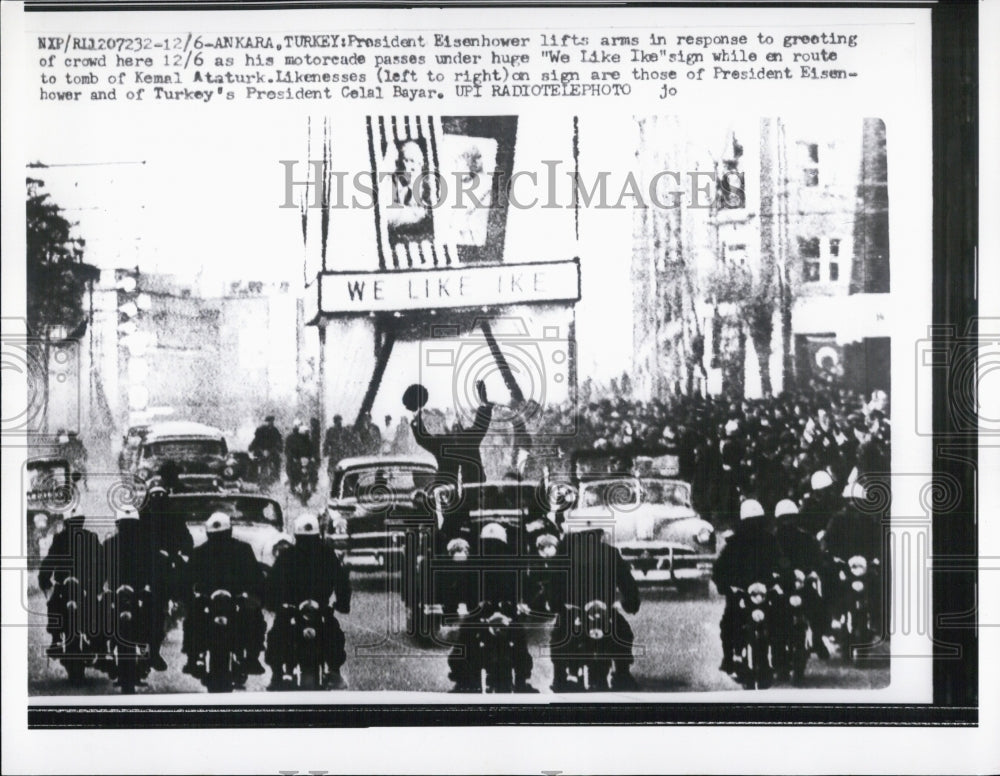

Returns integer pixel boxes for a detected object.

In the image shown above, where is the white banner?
[318,258,579,313]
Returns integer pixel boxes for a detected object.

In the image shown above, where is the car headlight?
[136,467,152,481]
[696,526,713,545]
[330,515,348,535]
[223,466,235,478]
[751,608,766,623]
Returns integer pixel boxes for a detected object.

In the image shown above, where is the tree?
[26,177,90,337]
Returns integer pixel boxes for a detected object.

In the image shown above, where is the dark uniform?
[182,527,266,675]
[548,529,641,691]
[264,533,351,683]
[102,515,164,670]
[38,514,104,653]
[775,518,830,658]
[411,402,493,489]
[284,428,314,486]
[447,529,535,692]
[712,515,782,671]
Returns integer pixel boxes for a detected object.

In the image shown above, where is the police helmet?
[480,522,508,544]
[205,512,231,533]
[810,470,834,491]
[294,515,320,536]
[739,499,765,520]
[774,499,799,519]
[115,505,139,522]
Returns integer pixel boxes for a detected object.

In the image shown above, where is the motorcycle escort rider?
[38,509,103,660]
[712,498,783,676]
[773,499,831,660]
[447,522,536,693]
[101,505,166,674]
[181,512,266,678]
[284,420,316,492]
[545,527,641,692]
[249,415,283,484]
[265,514,351,690]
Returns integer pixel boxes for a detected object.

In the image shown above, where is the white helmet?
[115,505,139,522]
[810,470,834,491]
[774,499,799,519]
[205,512,231,533]
[843,481,868,500]
[480,522,508,543]
[293,515,319,536]
[739,499,765,520]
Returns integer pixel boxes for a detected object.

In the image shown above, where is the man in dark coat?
[38,510,103,657]
[102,506,166,671]
[265,515,351,689]
[547,528,641,691]
[713,499,783,674]
[407,380,494,490]
[181,512,266,676]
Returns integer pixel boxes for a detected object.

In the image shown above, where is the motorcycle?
[769,569,818,686]
[477,605,533,694]
[108,583,151,694]
[48,576,94,685]
[250,449,280,492]
[199,589,248,693]
[731,581,774,690]
[284,599,327,689]
[289,457,318,506]
[564,600,615,691]
[833,555,879,663]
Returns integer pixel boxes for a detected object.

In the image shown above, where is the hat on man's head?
[206,512,231,533]
[402,383,429,412]
[294,515,319,536]
[739,499,765,520]
[810,470,834,491]
[774,499,799,519]
[265,414,275,422]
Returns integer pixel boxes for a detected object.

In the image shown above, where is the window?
[829,238,841,256]
[799,236,821,282]
[799,141,820,187]
[829,263,840,281]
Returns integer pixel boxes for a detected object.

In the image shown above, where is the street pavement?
[25,474,890,696]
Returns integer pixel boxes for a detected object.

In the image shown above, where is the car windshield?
[144,439,225,460]
[580,478,640,509]
[464,483,536,512]
[640,479,691,507]
[174,496,282,529]
[339,466,434,500]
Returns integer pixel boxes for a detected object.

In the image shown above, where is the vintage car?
[170,492,292,569]
[321,454,438,568]
[125,421,243,493]
[25,456,77,567]
[565,447,717,590]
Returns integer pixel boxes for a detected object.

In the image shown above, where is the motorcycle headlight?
[789,594,803,608]
[588,628,605,640]
[696,527,713,545]
[851,580,865,593]
[849,555,868,577]
[223,466,235,478]
[214,616,228,626]
[751,608,766,623]
[302,627,317,640]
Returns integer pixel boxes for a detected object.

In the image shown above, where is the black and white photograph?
[1,2,992,774]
